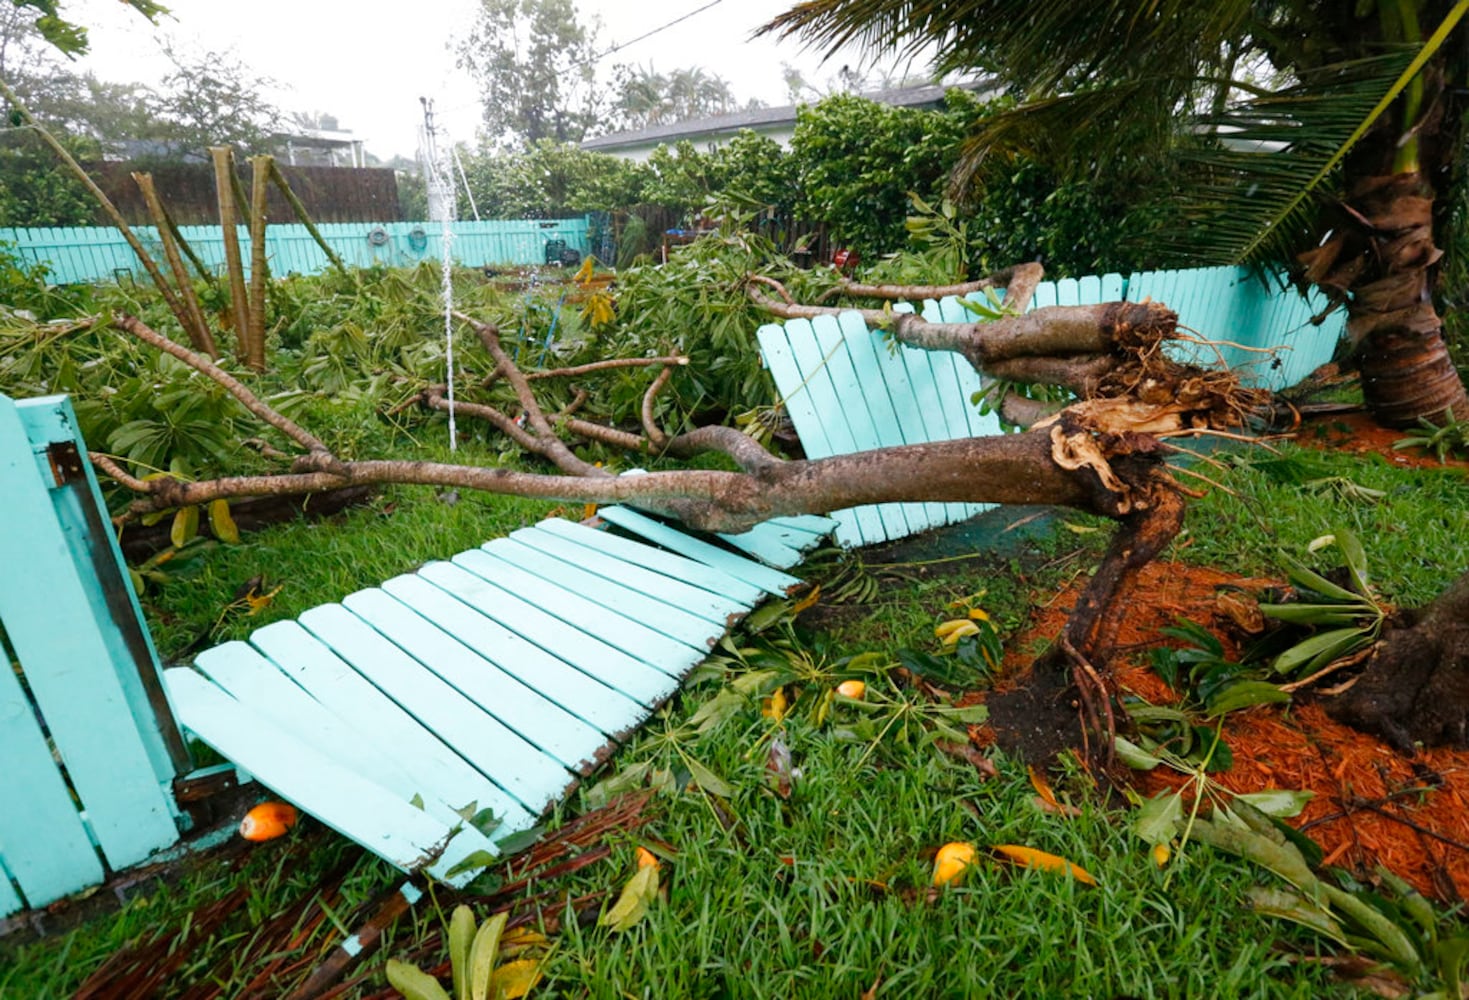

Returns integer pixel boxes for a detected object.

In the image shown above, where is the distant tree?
[144,43,283,156]
[456,0,604,149]
[610,64,746,131]
[455,139,650,217]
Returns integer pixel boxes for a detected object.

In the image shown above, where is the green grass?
[1174,441,1469,606]
[6,430,1464,997]
[134,434,563,660]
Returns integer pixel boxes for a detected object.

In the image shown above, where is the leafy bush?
[791,90,981,262]
[0,132,96,227]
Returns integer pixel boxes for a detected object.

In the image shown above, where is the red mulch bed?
[994,551,1469,902]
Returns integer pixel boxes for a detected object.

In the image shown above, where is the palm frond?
[948,79,1190,194]
[1158,50,1420,269]
[761,0,1255,95]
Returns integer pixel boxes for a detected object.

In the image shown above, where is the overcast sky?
[63,0,918,161]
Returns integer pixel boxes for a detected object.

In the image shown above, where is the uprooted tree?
[92,261,1469,761]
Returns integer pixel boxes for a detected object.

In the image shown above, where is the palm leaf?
[1162,0,1469,268]
[1157,53,1413,268]
[948,79,1193,193]
[762,1,1255,96]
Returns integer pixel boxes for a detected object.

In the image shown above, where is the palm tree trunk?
[1347,174,1469,427]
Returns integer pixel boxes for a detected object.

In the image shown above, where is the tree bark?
[1345,173,1469,426]
[210,147,253,364]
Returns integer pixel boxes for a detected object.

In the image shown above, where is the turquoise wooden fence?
[758,267,1346,548]
[0,384,833,911]
[0,218,593,286]
[163,507,827,888]
[0,393,189,917]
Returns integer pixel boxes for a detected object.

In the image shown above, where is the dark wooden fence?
[87,163,403,226]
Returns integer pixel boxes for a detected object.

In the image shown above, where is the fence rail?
[1,218,594,286]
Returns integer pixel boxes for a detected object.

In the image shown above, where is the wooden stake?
[132,171,218,358]
[246,155,272,371]
[158,202,218,290]
[268,161,350,275]
[210,146,253,364]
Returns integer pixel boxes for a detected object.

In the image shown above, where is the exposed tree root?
[1328,571,1469,751]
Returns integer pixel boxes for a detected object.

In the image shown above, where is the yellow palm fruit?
[836,679,866,699]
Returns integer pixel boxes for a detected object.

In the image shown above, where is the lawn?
[3,256,1469,998]
[6,424,1466,997]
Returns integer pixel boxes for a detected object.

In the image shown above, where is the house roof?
[581,80,993,153]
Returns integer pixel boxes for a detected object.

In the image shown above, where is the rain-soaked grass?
[6,435,1464,997]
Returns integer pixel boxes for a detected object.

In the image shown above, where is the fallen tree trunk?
[86,264,1252,761]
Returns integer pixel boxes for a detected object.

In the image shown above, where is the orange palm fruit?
[239,801,299,842]
[932,842,977,886]
[836,680,866,699]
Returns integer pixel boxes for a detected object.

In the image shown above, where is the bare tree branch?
[453,311,607,478]
[640,366,674,452]
[526,356,689,380]
[110,314,335,463]
[812,263,1033,305]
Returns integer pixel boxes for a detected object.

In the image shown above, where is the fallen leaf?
[208,498,240,544]
[791,584,821,614]
[935,740,997,780]
[600,863,659,931]
[992,844,1098,886]
[935,619,980,644]
[1028,766,1081,818]
[384,959,450,1000]
[860,974,883,1000]
[761,686,789,721]
[635,847,660,870]
[490,958,544,998]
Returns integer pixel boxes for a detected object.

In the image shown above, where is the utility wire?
[586,0,724,66]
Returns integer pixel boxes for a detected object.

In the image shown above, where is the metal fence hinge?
[46,440,85,487]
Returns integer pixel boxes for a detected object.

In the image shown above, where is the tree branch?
[640,366,674,452]
[526,356,689,380]
[101,430,1132,533]
[812,263,1033,305]
[748,281,1177,375]
[453,311,606,478]
[110,314,334,462]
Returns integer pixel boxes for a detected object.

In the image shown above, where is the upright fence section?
[0,393,189,917]
[1,218,594,286]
